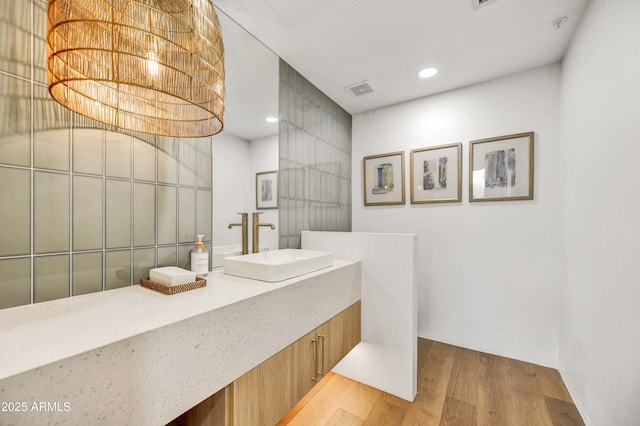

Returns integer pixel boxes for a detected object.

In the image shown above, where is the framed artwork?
[363,151,405,206]
[256,170,278,209]
[410,143,462,204]
[469,132,534,202]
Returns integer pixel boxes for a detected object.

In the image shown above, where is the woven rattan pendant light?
[46,0,224,137]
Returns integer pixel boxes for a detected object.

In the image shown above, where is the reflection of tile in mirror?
[33,85,70,171]
[295,90,303,127]
[158,246,177,267]
[296,200,305,232]
[105,250,131,290]
[339,178,349,205]
[301,200,309,231]
[279,197,289,223]
[34,254,70,303]
[295,167,305,200]
[73,116,104,175]
[178,187,195,243]
[158,185,177,245]
[195,138,212,188]
[307,168,317,201]
[279,123,289,159]
[34,171,70,254]
[0,257,31,309]
[73,175,103,251]
[287,124,296,162]
[279,83,289,122]
[196,190,212,242]
[0,167,30,256]
[133,135,156,181]
[340,205,351,231]
[279,161,290,198]
[178,139,196,186]
[33,0,47,84]
[303,78,318,102]
[302,98,315,138]
[134,182,155,247]
[157,136,177,184]
[178,245,191,270]
[106,131,131,178]
[106,179,131,248]
[0,1,31,79]
[72,252,103,296]
[279,60,289,85]
[304,132,314,166]
[287,199,297,236]
[0,74,30,167]
[134,248,155,285]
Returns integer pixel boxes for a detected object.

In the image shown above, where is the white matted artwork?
[363,151,405,206]
[469,132,534,202]
[410,143,462,204]
[256,170,278,209]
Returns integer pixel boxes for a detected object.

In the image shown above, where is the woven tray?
[140,276,207,295]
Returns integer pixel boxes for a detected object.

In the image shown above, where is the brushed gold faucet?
[252,212,275,253]
[227,213,249,254]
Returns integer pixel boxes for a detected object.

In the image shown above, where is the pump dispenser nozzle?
[195,234,205,252]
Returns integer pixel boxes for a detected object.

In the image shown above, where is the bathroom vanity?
[0,257,361,425]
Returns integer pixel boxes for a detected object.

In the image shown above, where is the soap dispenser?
[190,234,209,275]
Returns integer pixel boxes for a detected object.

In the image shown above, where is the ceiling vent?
[345,81,374,97]
[472,0,500,10]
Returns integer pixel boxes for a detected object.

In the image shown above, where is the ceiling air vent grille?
[472,0,500,10]
[345,81,374,97]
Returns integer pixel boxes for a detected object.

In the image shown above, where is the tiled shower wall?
[0,1,212,309]
[278,61,352,249]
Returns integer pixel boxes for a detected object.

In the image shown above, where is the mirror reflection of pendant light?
[46,0,225,138]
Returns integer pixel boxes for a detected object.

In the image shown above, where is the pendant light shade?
[46,0,225,137]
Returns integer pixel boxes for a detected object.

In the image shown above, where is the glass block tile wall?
[278,60,352,249]
[0,0,212,309]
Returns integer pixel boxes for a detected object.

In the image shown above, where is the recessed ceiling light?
[418,67,438,79]
[265,116,278,123]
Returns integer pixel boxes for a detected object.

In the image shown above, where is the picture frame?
[256,170,278,209]
[363,151,405,206]
[410,143,462,204]
[469,132,534,202]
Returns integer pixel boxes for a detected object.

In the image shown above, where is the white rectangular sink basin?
[223,249,333,282]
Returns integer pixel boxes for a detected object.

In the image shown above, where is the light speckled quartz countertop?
[0,259,361,425]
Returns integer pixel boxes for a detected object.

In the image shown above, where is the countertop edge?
[0,258,359,382]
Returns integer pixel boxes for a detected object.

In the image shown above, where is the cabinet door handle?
[311,338,319,382]
[317,334,326,378]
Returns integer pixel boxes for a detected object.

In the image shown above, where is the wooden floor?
[277,339,584,425]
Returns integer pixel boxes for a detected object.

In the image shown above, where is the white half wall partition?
[302,231,417,401]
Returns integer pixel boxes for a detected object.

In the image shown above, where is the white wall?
[249,134,279,251]
[560,1,640,424]
[212,132,251,246]
[212,132,279,251]
[352,64,563,367]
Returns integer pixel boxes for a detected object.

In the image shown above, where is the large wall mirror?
[212,11,280,264]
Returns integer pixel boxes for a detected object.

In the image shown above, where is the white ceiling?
[216,0,589,125]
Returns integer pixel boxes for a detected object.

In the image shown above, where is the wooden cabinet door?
[316,301,361,377]
[232,347,290,426]
[232,328,319,426]
[287,329,318,406]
